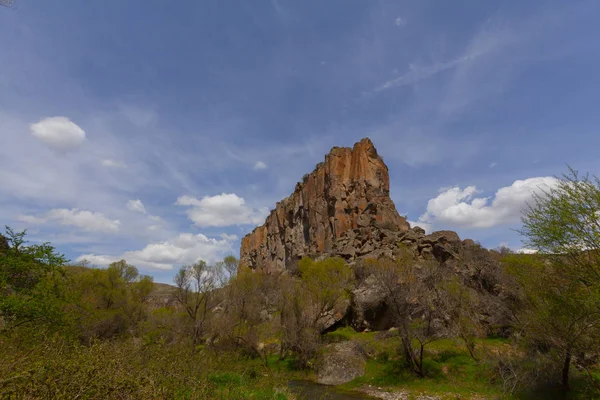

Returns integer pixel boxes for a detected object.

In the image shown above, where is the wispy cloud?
[371,40,498,94]
[101,159,127,169]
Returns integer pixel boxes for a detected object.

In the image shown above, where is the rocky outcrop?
[349,226,515,333]
[316,341,368,385]
[240,138,409,272]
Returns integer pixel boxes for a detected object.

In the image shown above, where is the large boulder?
[351,274,392,331]
[316,341,368,385]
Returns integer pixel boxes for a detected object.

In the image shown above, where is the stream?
[288,380,375,399]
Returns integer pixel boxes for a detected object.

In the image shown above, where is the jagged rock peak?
[240,137,410,272]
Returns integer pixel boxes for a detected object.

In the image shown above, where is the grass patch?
[324,326,377,343]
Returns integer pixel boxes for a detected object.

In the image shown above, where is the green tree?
[279,257,354,367]
[367,254,452,377]
[297,257,354,331]
[173,260,218,344]
[214,255,239,286]
[222,255,239,280]
[0,227,69,334]
[513,168,600,391]
[70,259,154,340]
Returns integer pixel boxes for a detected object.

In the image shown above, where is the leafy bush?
[0,337,292,399]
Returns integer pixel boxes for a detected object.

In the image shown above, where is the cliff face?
[240,138,409,272]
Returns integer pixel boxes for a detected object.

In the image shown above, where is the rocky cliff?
[240,138,410,272]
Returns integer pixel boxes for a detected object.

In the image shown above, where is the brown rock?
[462,239,476,247]
[240,138,409,272]
[421,230,461,245]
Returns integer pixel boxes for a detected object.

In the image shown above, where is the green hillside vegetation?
[2,168,600,399]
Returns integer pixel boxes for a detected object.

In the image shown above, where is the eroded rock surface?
[316,341,368,385]
[240,138,409,272]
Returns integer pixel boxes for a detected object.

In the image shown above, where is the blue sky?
[1,0,599,283]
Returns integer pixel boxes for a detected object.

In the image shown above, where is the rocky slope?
[240,138,409,272]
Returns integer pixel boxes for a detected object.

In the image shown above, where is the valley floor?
[2,328,599,399]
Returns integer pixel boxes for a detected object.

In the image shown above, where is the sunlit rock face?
[240,138,409,272]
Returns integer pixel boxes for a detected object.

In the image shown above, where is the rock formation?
[240,138,409,272]
[240,138,515,333]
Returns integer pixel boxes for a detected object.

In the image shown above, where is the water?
[288,380,375,399]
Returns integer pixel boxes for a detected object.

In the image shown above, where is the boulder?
[351,274,392,330]
[421,230,461,246]
[317,298,351,333]
[316,341,368,385]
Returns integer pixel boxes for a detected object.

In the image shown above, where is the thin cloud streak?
[371,51,486,94]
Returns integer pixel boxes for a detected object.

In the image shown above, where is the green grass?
[325,326,376,342]
[325,328,600,400]
[344,351,503,399]
[324,328,505,398]
[4,326,599,400]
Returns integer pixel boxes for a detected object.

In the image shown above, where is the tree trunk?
[417,343,425,377]
[401,337,415,371]
[562,350,571,392]
[465,338,478,361]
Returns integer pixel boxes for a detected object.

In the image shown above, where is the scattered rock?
[361,387,451,400]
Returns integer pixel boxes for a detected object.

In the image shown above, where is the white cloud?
[489,162,497,168]
[77,232,235,270]
[174,195,202,207]
[253,161,268,170]
[517,248,538,254]
[394,16,406,27]
[126,199,147,214]
[30,116,86,151]
[101,159,127,169]
[175,193,268,227]
[147,215,165,232]
[19,208,120,233]
[418,177,558,229]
